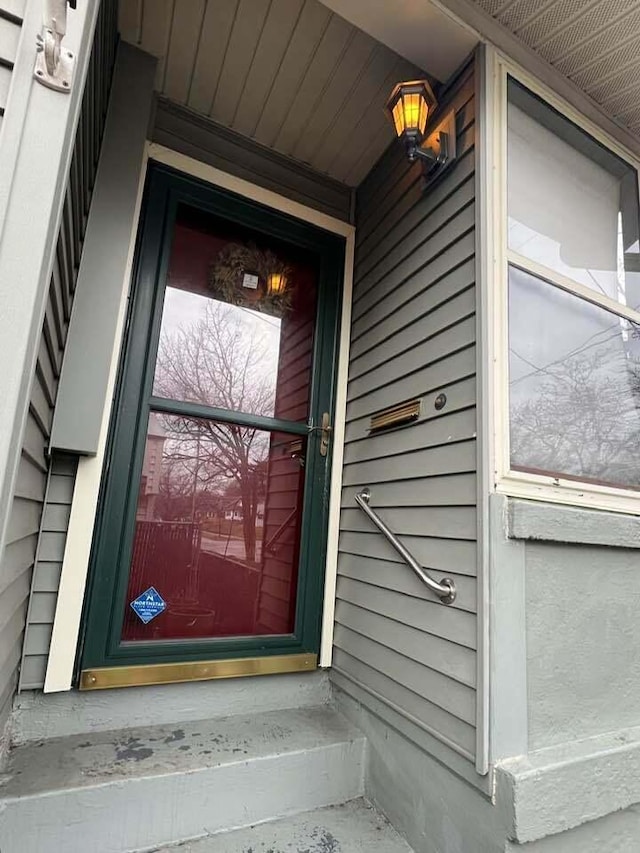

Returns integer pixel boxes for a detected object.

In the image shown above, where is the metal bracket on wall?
[34,0,77,93]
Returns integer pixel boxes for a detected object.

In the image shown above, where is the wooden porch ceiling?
[117,0,426,187]
[471,0,640,137]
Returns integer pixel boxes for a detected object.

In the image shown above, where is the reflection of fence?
[199,552,260,635]
[129,521,202,602]
[124,521,262,639]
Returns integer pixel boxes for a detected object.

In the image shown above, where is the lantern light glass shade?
[267,271,287,295]
[386,80,436,141]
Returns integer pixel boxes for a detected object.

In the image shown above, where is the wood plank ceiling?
[118,0,426,186]
[472,0,640,136]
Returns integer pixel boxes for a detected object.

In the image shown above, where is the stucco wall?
[508,503,640,751]
[504,807,640,853]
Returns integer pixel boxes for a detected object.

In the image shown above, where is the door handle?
[320,411,332,457]
[308,413,332,457]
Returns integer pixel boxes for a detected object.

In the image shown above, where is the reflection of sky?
[509,268,638,408]
[154,287,283,420]
[160,287,282,362]
[508,270,640,485]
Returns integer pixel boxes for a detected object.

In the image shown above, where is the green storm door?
[80,163,345,688]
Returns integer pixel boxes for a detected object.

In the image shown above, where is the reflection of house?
[136,414,166,521]
[223,501,264,525]
[6,3,640,852]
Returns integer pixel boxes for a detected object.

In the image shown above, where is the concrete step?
[0,705,365,853]
[152,799,414,852]
[13,672,330,743]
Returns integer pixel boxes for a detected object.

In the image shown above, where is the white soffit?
[117,0,427,187]
[470,0,640,136]
[319,0,478,82]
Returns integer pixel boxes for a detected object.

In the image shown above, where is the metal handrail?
[354,488,456,605]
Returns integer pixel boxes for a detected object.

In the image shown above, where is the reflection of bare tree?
[155,302,275,562]
[155,302,276,414]
[156,457,196,521]
[511,347,640,486]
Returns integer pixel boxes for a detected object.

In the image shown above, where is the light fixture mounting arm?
[408,131,450,165]
[406,107,457,175]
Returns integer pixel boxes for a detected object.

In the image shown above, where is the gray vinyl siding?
[0,1,23,130]
[19,455,77,689]
[151,98,353,222]
[2,1,118,700]
[332,59,479,769]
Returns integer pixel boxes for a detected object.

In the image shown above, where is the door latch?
[34,0,76,93]
[308,412,333,457]
[319,412,332,457]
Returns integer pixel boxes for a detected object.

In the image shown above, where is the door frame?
[81,160,346,679]
[44,143,355,692]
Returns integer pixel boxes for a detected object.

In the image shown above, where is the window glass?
[152,204,318,423]
[507,80,640,313]
[509,266,640,489]
[122,413,306,642]
[506,79,640,492]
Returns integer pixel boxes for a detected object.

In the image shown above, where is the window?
[503,77,640,501]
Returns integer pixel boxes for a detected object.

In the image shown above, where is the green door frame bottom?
[79,162,345,689]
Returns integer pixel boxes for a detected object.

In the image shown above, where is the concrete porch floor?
[153,799,414,853]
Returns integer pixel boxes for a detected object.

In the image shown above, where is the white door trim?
[45,141,354,691]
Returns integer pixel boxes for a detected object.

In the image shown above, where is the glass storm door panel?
[81,163,344,676]
[123,204,317,644]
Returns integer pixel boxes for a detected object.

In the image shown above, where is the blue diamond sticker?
[130,587,166,624]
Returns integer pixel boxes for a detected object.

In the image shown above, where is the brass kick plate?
[80,653,317,690]
[370,399,421,433]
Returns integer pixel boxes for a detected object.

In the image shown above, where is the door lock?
[308,412,332,457]
[320,412,332,457]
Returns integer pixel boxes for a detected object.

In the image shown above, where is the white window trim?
[490,52,640,516]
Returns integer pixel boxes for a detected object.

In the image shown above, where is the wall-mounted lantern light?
[386,79,456,172]
[267,271,287,296]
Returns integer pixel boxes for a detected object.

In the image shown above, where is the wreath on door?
[208,243,293,318]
